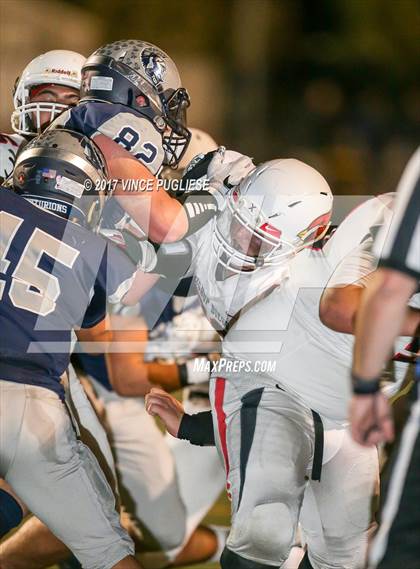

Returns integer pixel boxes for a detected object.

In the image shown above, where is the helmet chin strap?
[86,201,97,226]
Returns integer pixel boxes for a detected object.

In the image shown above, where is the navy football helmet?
[13,129,108,230]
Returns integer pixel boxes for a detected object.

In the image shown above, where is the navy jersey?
[0,187,136,399]
[73,351,112,390]
[51,101,165,175]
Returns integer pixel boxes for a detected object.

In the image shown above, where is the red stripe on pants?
[214,377,231,498]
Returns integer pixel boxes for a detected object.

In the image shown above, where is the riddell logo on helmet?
[45,68,78,77]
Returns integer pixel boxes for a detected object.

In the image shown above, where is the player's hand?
[206,147,255,210]
[145,387,185,437]
[349,392,395,447]
[208,147,255,185]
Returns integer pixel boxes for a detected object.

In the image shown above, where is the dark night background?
[1,0,419,195]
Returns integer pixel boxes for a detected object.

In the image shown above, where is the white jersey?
[187,218,289,335]
[190,193,412,425]
[0,133,25,181]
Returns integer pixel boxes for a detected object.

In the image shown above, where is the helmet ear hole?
[136,94,148,107]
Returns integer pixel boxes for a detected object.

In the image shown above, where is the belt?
[311,410,324,482]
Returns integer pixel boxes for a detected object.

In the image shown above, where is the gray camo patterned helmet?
[81,39,191,168]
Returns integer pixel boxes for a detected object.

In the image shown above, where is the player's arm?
[77,314,210,396]
[320,233,419,335]
[145,388,215,446]
[76,318,168,396]
[76,314,113,347]
[319,278,420,335]
[352,268,419,380]
[92,218,194,311]
[94,135,218,243]
[107,313,211,395]
[105,313,179,396]
[115,229,195,305]
[120,271,160,306]
[349,268,418,446]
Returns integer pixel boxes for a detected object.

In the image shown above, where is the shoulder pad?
[53,102,164,175]
[0,133,25,182]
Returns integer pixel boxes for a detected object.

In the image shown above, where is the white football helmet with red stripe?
[212,158,333,273]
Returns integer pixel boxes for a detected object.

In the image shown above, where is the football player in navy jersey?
[0,129,143,569]
[58,39,190,173]
[69,130,227,568]
[48,40,225,245]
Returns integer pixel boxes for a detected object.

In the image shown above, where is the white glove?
[100,227,158,273]
[206,147,255,211]
[208,147,255,185]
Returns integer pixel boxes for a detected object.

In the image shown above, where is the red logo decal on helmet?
[298,211,331,243]
[260,222,282,239]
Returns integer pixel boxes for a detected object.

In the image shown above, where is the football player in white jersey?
[0,49,85,182]
[144,156,416,568]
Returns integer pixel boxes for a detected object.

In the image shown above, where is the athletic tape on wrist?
[352,373,381,395]
[178,411,215,446]
[181,191,218,236]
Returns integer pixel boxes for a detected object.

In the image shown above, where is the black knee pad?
[0,489,23,538]
[298,551,314,569]
[58,555,82,569]
[220,547,279,568]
